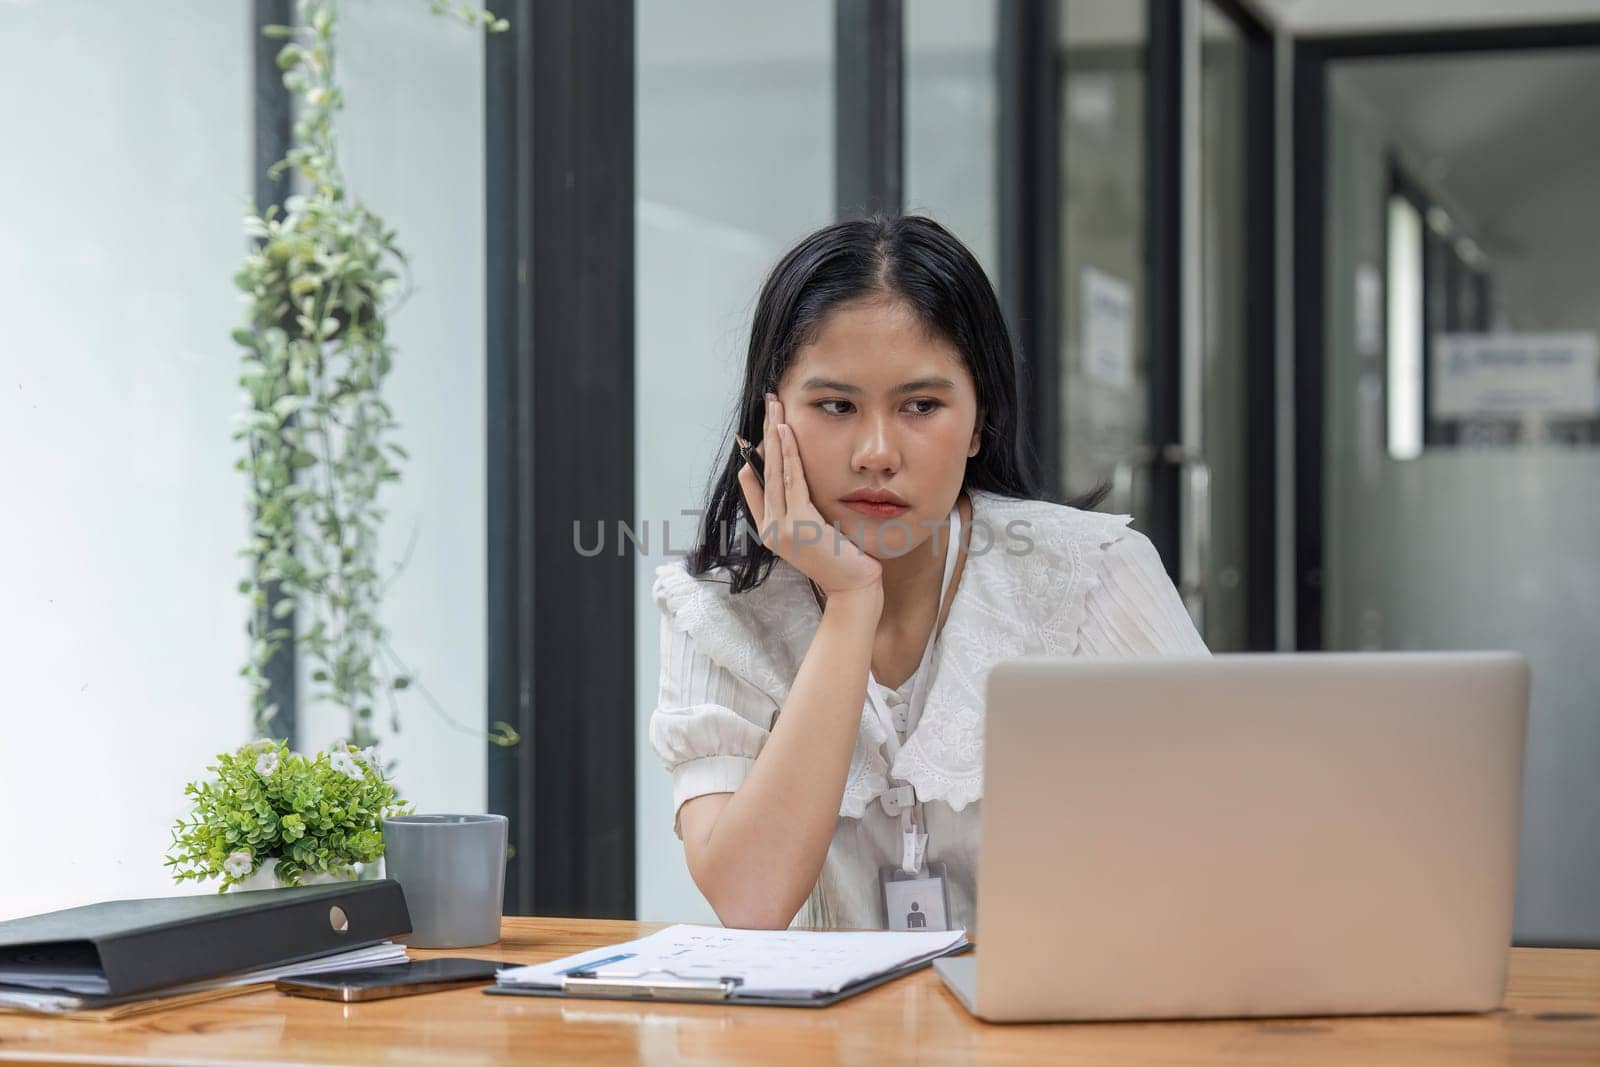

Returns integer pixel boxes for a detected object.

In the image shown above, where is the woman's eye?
[814,398,941,416]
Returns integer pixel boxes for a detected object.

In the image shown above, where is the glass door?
[1059,0,1275,652]
[1059,1,1154,520]
[633,0,835,923]
[1314,40,1600,944]
[1194,0,1269,651]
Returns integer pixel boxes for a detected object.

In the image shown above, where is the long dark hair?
[687,214,1100,592]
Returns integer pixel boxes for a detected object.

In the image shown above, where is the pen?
[557,953,634,977]
[733,433,764,488]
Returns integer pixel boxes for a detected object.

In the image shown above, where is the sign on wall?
[1082,267,1134,390]
[1432,333,1600,419]
[1355,264,1383,358]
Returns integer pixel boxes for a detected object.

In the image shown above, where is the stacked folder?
[0,880,411,1018]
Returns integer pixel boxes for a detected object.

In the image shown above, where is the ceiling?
[1261,0,1600,33]
[1334,46,1600,329]
[1332,49,1600,244]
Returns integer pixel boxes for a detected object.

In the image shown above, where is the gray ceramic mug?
[381,814,508,948]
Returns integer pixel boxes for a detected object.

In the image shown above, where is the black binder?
[0,881,411,998]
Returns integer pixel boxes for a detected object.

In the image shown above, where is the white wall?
[0,0,485,921]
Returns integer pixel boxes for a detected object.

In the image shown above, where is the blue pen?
[559,952,635,978]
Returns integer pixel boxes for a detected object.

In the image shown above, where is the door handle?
[1109,445,1211,632]
[1161,445,1212,632]
[1108,445,1157,519]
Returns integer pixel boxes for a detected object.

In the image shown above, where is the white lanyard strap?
[867,502,961,762]
[866,504,961,873]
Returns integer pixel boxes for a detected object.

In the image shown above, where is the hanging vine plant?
[232,0,516,751]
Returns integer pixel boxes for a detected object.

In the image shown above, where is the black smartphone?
[275,958,519,1002]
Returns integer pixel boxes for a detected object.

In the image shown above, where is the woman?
[649,215,1206,932]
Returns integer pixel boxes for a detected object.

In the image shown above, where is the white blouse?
[648,488,1209,932]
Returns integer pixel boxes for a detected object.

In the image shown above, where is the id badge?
[879,861,951,932]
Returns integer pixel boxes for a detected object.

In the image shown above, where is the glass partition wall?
[0,0,488,921]
[630,0,1280,921]
[1302,31,1600,944]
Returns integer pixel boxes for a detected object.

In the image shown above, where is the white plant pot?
[228,856,381,892]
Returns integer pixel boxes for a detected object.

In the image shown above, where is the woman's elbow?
[692,863,800,930]
[710,899,798,931]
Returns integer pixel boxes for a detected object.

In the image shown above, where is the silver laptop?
[934,652,1529,1022]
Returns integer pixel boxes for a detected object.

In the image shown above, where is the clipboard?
[484,941,971,1008]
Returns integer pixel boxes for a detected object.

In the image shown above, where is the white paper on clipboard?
[495,924,968,999]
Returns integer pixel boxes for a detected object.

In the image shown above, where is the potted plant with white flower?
[165,739,411,891]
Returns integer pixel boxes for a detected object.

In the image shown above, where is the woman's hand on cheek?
[736,393,883,598]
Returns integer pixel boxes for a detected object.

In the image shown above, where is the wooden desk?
[1,917,1597,1065]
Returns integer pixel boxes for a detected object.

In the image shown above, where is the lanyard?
[865,503,961,873]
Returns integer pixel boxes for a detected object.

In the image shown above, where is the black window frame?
[485,0,636,919]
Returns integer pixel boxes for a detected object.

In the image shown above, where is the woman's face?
[776,296,982,561]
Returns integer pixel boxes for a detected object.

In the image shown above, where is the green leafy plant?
[166,740,413,890]
[232,0,516,750]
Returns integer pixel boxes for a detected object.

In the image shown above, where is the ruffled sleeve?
[647,563,785,838]
[1078,527,1210,656]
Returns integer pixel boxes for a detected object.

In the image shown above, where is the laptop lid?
[973,652,1529,1022]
